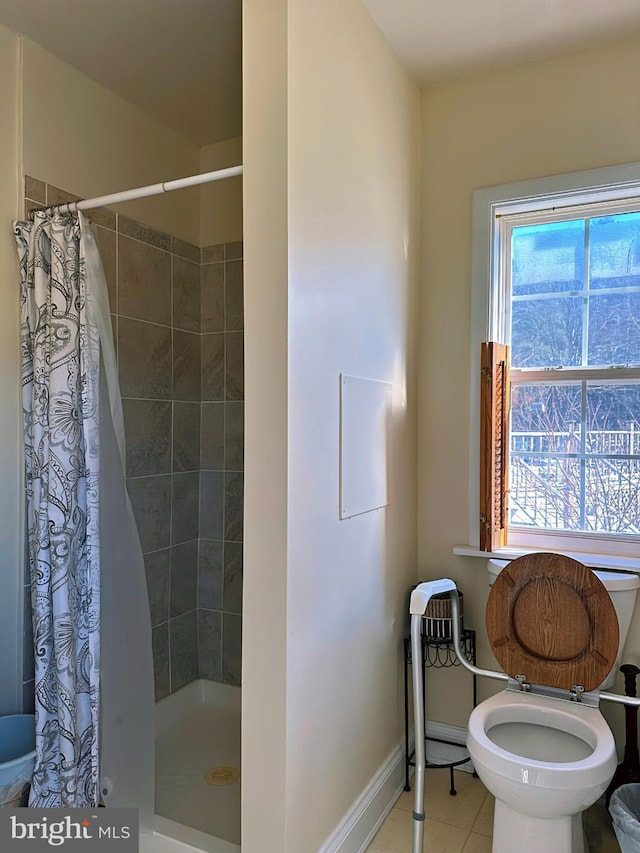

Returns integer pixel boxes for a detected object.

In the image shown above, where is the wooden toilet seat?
[486,553,619,692]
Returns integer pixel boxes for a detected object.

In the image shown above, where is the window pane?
[585,459,640,534]
[589,211,640,291]
[586,383,640,456]
[510,385,582,530]
[511,296,582,367]
[512,219,584,296]
[505,202,640,543]
[511,384,581,453]
[509,456,581,531]
[587,292,640,366]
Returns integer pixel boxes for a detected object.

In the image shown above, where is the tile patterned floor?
[367,770,621,852]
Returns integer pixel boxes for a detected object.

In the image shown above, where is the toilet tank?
[487,558,640,690]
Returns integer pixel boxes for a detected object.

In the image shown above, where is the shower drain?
[204,766,240,786]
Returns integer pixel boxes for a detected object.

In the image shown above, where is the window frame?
[469,161,640,557]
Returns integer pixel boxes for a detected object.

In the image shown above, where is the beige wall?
[418,33,640,741]
[243,0,420,849]
[22,39,200,245]
[286,1,419,846]
[0,23,23,715]
[242,0,289,848]
[199,136,243,246]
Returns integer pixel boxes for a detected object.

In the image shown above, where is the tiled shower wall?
[22,177,243,710]
[198,244,244,688]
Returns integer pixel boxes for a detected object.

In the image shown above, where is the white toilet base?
[492,799,586,853]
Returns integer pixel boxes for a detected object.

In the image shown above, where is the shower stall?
[21,173,244,852]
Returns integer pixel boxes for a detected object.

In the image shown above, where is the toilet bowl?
[468,691,616,852]
[467,552,638,853]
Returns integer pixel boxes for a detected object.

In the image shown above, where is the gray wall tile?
[202,244,224,264]
[200,471,224,540]
[225,241,243,261]
[119,235,171,325]
[123,399,172,477]
[201,334,224,401]
[110,314,118,351]
[173,256,200,332]
[173,402,200,472]
[201,262,224,332]
[119,318,172,399]
[145,549,170,627]
[198,610,222,681]
[225,332,244,401]
[198,540,223,610]
[201,403,224,470]
[25,199,43,218]
[223,542,243,615]
[25,176,46,204]
[87,206,117,231]
[127,474,171,553]
[224,472,244,542]
[170,540,198,618]
[94,226,117,313]
[225,402,244,471]
[47,185,81,207]
[170,611,198,691]
[171,236,200,264]
[172,472,200,544]
[118,215,171,252]
[173,331,201,401]
[222,613,242,686]
[225,260,244,331]
[152,623,170,700]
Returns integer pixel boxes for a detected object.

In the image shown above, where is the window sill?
[453,544,640,574]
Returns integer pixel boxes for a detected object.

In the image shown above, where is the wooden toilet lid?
[486,553,619,692]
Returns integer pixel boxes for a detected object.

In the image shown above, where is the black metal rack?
[403,629,477,796]
[606,664,640,806]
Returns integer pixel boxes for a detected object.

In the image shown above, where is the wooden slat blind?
[480,342,510,551]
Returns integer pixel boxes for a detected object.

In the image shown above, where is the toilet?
[467,552,640,853]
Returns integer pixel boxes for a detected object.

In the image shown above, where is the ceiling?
[0,0,242,147]
[0,0,638,147]
[362,0,640,84]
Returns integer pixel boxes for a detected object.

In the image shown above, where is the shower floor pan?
[155,679,241,852]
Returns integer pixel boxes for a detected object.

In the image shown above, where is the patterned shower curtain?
[15,211,101,808]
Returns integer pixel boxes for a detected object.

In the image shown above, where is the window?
[471,163,640,557]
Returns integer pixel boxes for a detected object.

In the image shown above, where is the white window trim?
[467,161,640,556]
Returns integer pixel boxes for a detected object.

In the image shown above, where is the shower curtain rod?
[38,164,244,216]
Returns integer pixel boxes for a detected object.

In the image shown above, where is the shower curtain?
[16,211,101,806]
[15,210,154,827]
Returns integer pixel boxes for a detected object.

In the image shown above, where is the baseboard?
[318,740,408,853]
[319,721,472,853]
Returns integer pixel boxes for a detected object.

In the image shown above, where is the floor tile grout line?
[388,770,491,848]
